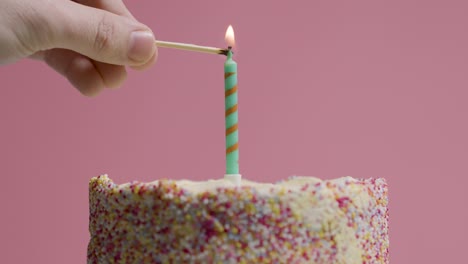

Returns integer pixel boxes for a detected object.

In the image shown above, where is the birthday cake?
[87,175,389,263]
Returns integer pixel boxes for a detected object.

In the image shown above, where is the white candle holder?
[224,174,242,186]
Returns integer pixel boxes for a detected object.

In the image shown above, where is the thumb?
[48,1,157,67]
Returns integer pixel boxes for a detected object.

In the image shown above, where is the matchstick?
[155,40,228,55]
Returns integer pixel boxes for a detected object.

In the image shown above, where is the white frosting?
[154,176,356,194]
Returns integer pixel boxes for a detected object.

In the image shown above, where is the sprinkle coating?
[88,175,389,263]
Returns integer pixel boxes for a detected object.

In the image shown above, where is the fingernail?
[128,31,155,63]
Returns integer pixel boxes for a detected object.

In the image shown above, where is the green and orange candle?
[224,25,238,176]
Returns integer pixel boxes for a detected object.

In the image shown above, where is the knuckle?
[94,14,115,53]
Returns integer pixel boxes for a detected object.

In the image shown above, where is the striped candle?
[224,49,238,175]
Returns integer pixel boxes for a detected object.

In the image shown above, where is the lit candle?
[224,25,239,180]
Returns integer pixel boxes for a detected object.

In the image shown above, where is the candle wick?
[220,48,231,56]
[225,46,234,57]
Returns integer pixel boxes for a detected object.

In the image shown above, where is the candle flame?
[225,25,235,47]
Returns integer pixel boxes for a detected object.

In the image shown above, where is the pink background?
[1,0,467,263]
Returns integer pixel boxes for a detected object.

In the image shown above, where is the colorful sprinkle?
[88,175,389,263]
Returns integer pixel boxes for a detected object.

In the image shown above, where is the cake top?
[98,174,359,194]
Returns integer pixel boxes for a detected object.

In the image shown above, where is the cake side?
[327,177,389,263]
[88,175,389,264]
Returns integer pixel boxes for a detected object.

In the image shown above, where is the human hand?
[0,0,157,96]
